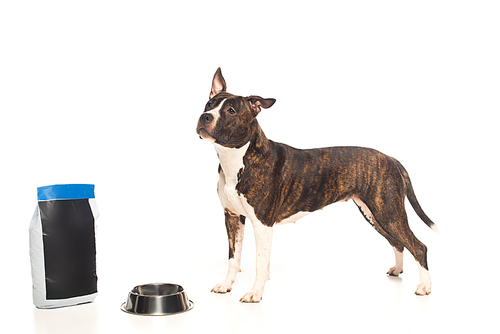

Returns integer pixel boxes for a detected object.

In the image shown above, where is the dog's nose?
[200,113,213,124]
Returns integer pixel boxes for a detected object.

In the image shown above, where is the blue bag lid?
[37,184,95,201]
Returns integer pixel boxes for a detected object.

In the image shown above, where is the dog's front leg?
[212,209,245,294]
[240,221,273,303]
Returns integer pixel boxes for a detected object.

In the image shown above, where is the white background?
[1,1,499,333]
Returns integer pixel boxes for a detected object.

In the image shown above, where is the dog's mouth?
[197,127,213,140]
[197,127,229,146]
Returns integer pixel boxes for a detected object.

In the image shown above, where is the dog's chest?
[215,142,256,217]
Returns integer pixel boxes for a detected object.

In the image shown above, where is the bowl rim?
[129,282,186,297]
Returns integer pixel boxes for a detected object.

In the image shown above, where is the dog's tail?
[393,159,438,232]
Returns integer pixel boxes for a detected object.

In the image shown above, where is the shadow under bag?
[29,184,99,309]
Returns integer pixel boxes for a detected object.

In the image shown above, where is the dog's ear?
[247,96,276,117]
[210,67,227,99]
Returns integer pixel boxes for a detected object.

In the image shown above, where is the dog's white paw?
[415,283,431,295]
[387,267,403,276]
[239,290,263,303]
[211,281,233,294]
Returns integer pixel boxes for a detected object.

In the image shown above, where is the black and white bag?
[29,184,99,309]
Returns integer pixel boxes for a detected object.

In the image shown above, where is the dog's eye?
[206,101,212,108]
[228,108,236,115]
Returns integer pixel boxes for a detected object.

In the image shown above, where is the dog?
[196,68,437,303]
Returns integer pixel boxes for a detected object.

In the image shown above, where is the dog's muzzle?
[197,113,214,140]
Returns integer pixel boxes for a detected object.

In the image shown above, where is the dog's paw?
[415,283,431,296]
[239,290,263,303]
[211,281,233,294]
[387,267,403,276]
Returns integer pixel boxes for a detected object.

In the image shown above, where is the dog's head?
[196,68,276,148]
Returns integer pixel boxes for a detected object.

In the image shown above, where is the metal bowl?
[120,283,194,316]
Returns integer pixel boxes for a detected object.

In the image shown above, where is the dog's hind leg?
[364,197,432,295]
[353,198,404,276]
[395,224,431,295]
[388,246,404,276]
[212,209,245,294]
[389,222,431,295]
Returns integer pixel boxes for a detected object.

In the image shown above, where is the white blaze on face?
[207,98,227,127]
[199,98,227,143]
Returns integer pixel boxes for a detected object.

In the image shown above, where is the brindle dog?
[197,68,437,302]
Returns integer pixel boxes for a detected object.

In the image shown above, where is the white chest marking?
[215,142,256,219]
[215,143,312,226]
[215,141,249,184]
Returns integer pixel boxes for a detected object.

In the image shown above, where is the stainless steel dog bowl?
[120,283,194,316]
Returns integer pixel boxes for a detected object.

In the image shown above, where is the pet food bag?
[29,184,99,309]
